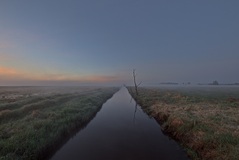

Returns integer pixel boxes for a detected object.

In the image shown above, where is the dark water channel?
[51,87,189,160]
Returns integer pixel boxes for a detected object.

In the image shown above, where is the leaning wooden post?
[133,69,141,96]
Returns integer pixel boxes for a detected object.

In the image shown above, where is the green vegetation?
[128,86,239,160]
[0,87,118,160]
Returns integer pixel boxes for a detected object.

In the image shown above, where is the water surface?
[51,87,189,160]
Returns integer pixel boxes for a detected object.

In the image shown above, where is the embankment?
[128,87,239,160]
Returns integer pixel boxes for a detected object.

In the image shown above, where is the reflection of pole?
[128,84,139,123]
[133,101,138,123]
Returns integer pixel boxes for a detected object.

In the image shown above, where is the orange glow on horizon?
[31,74,118,83]
[0,66,18,75]
[0,66,118,84]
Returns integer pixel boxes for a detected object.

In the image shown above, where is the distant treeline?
[155,81,239,86]
[198,82,239,86]
[160,82,179,85]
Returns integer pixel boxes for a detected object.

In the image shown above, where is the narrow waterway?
[51,87,189,160]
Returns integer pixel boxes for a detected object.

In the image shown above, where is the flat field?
[128,85,239,160]
[0,86,118,160]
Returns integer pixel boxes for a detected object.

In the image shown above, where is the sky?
[0,0,239,86]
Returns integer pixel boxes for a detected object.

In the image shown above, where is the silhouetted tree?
[212,80,219,85]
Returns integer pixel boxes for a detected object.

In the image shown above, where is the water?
[51,87,189,160]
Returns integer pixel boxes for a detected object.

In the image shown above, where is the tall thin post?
[133,69,141,96]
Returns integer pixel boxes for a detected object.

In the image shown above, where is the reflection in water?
[130,95,138,123]
[133,100,138,123]
[51,87,189,160]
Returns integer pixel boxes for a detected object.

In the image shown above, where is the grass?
[128,86,239,160]
[0,86,118,160]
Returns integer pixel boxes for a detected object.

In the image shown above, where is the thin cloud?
[0,65,119,85]
[0,66,18,75]
[32,73,119,83]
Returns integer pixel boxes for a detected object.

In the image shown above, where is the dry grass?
[0,86,118,160]
[128,86,239,160]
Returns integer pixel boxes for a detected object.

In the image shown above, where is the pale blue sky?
[0,0,239,85]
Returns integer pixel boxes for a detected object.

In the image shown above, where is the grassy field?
[0,86,118,160]
[128,86,239,160]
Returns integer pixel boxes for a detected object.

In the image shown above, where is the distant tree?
[212,80,219,85]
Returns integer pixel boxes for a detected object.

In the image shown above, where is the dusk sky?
[0,0,239,86]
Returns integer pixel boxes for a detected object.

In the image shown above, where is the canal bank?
[51,87,189,160]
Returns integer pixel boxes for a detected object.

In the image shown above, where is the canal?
[51,87,189,160]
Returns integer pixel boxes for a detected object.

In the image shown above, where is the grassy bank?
[128,86,239,160]
[0,86,118,160]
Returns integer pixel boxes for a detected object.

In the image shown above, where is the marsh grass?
[128,86,239,160]
[0,87,118,160]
